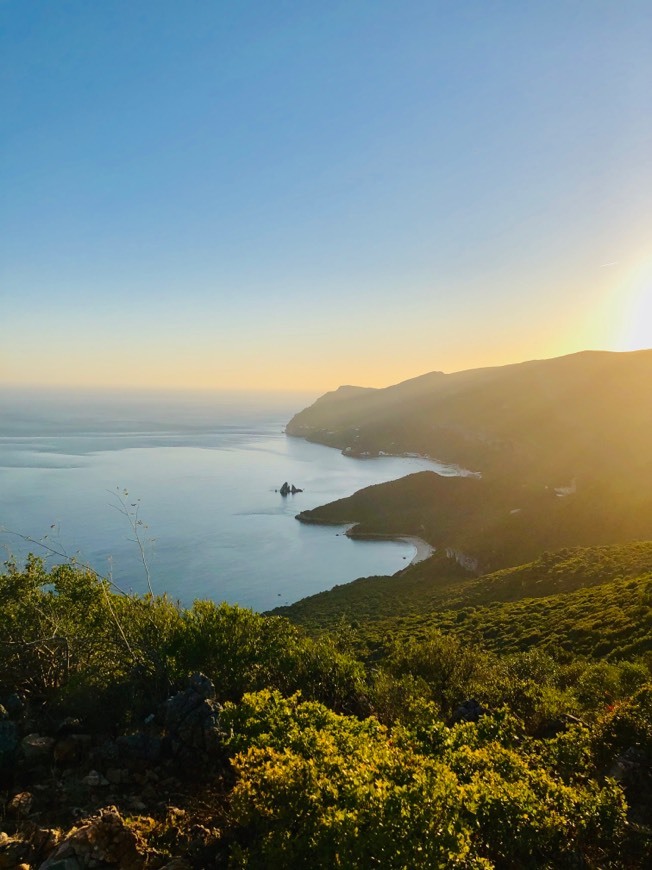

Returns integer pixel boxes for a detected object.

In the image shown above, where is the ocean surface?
[0,389,463,612]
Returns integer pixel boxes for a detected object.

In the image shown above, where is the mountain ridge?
[287,348,652,489]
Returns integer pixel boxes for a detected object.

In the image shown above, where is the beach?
[398,536,435,565]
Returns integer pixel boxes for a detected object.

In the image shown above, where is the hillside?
[274,541,652,661]
[287,349,652,490]
[295,470,652,575]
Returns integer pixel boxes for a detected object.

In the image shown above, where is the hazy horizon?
[3,2,651,390]
[1,346,651,397]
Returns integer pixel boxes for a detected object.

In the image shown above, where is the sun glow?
[613,260,652,352]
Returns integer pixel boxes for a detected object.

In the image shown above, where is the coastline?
[397,535,435,565]
[295,513,434,567]
[343,446,480,478]
[344,530,434,566]
[286,430,480,479]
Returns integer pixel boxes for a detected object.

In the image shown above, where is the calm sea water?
[0,389,461,611]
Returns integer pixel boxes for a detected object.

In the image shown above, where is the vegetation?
[276,543,652,659]
[286,349,652,492]
[1,551,651,867]
[295,471,652,575]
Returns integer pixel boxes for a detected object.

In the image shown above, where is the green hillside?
[295,470,652,575]
[275,542,652,660]
[275,542,652,626]
[287,349,652,490]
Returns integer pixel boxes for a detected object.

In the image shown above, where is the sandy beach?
[396,536,435,565]
[342,527,435,566]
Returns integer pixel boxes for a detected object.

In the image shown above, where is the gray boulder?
[163,673,223,760]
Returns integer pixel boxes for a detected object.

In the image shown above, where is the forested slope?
[276,542,652,626]
[287,349,652,490]
[275,542,652,660]
[296,470,652,574]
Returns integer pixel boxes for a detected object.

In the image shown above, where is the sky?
[2,0,651,392]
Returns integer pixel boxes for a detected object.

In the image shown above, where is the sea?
[0,388,462,612]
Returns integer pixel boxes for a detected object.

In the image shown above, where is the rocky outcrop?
[161,673,223,761]
[0,675,227,869]
[39,806,149,869]
[445,548,480,573]
[279,482,303,495]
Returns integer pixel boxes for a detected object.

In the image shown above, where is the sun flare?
[611,261,652,352]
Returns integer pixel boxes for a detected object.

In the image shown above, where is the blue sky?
[2,1,651,390]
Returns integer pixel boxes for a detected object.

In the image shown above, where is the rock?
[54,735,91,766]
[141,784,158,802]
[449,699,486,725]
[81,770,109,788]
[7,791,33,815]
[38,806,148,869]
[105,768,129,786]
[41,858,80,870]
[129,799,147,812]
[188,672,214,699]
[22,734,56,763]
[608,745,649,784]
[53,739,79,766]
[28,827,61,866]
[0,835,29,870]
[280,482,303,495]
[119,674,222,766]
[116,733,162,764]
[97,739,120,765]
[162,674,223,761]
[56,718,84,737]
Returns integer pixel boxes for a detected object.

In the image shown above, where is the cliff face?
[287,350,652,489]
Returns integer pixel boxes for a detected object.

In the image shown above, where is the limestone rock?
[81,770,109,788]
[7,791,33,815]
[0,833,29,869]
[22,734,56,763]
[38,806,148,870]
[115,733,162,764]
[54,735,91,766]
[162,673,223,761]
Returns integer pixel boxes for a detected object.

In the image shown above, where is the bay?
[0,388,462,611]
